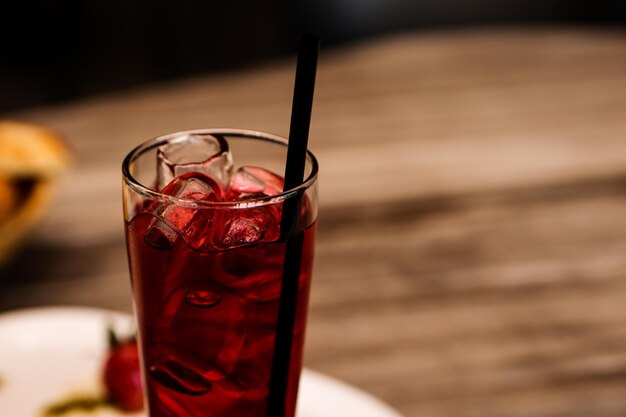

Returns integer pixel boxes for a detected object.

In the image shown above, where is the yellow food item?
[0,121,71,177]
[0,120,71,263]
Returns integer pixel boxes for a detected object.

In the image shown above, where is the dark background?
[1,0,625,112]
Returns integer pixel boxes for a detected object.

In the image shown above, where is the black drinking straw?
[267,34,320,417]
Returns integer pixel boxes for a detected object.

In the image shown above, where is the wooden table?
[2,27,626,417]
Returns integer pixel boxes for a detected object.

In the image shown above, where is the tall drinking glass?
[122,129,318,417]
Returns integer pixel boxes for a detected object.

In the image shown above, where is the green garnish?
[43,395,108,416]
[107,325,120,348]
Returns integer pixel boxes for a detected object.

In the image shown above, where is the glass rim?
[122,128,319,209]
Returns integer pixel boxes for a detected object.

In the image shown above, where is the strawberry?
[103,328,144,412]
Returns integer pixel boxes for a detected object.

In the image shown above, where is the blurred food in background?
[0,121,71,263]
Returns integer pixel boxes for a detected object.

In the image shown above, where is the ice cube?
[244,166,284,195]
[216,237,311,305]
[214,243,285,305]
[226,166,284,200]
[240,279,282,304]
[143,217,180,251]
[209,205,281,251]
[185,290,222,308]
[149,361,212,395]
[226,166,266,199]
[157,134,233,190]
[144,172,223,250]
[220,335,274,392]
[150,286,248,383]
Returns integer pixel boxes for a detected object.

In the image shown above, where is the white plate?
[0,307,403,417]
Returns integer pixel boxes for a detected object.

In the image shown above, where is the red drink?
[122,131,318,417]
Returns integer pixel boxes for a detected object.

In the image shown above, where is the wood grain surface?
[2,27,626,417]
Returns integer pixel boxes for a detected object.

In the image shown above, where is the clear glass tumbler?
[122,129,318,417]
